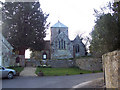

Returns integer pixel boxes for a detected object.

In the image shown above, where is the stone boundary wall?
[27,59,75,68]
[75,57,102,71]
[102,50,120,88]
[47,60,75,68]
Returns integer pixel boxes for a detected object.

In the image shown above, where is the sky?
[25,0,113,58]
[40,0,113,40]
[0,0,113,58]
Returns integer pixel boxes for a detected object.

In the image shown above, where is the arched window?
[59,39,65,49]
[59,40,60,49]
[61,39,63,49]
[55,41,57,47]
[64,41,65,49]
[77,45,79,52]
[58,29,60,34]
[76,44,79,53]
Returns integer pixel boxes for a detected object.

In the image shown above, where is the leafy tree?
[30,51,41,60]
[113,1,120,46]
[90,2,120,57]
[2,1,49,54]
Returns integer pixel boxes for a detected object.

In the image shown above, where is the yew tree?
[2,1,49,55]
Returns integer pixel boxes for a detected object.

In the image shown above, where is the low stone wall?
[28,59,75,68]
[75,57,102,71]
[47,60,75,68]
[102,50,120,88]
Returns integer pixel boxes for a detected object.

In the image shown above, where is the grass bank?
[8,66,24,73]
[35,67,102,76]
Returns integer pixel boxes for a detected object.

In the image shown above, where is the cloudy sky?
[1,0,113,58]
[27,0,113,58]
[39,0,113,40]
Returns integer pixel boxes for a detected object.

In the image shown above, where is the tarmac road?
[2,73,103,88]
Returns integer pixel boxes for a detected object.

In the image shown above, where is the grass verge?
[35,67,102,76]
[8,66,24,73]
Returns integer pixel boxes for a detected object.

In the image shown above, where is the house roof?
[51,21,67,28]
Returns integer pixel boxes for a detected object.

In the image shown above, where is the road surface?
[2,73,103,88]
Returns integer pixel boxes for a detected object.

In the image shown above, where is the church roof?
[53,31,71,43]
[73,35,82,43]
[75,35,80,40]
[51,21,67,28]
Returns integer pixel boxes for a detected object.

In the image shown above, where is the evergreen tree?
[90,2,120,57]
[2,1,49,54]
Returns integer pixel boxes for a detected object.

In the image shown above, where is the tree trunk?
[18,48,26,67]
[18,48,26,55]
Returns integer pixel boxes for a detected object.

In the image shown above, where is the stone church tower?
[38,21,86,60]
[50,21,73,59]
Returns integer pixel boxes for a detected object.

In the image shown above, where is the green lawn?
[8,66,24,73]
[35,67,102,76]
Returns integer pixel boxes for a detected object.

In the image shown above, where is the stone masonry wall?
[47,60,75,68]
[76,57,102,71]
[2,35,14,67]
[51,27,68,43]
[102,50,120,88]
[29,59,75,68]
[51,31,73,59]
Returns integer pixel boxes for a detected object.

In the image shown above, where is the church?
[40,21,86,60]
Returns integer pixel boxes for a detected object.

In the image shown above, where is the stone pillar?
[19,55,25,67]
[0,33,2,66]
[102,50,120,88]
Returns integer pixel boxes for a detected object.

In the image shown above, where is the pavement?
[2,72,103,88]
[73,78,105,88]
[20,67,37,76]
